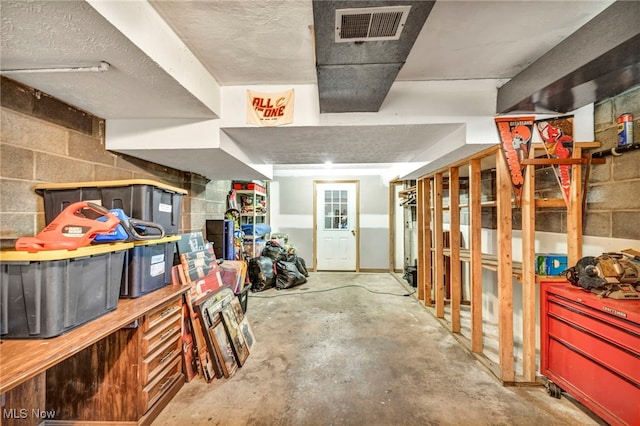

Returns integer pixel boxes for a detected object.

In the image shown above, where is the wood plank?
[0,285,191,394]
[469,159,483,353]
[521,147,537,382]
[46,328,141,421]
[423,179,433,306]
[496,150,515,382]
[449,167,461,333]
[567,146,583,265]
[416,178,425,301]
[0,373,46,426]
[520,158,605,165]
[434,173,445,318]
[534,198,566,208]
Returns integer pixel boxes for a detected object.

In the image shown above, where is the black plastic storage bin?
[120,236,179,298]
[236,283,252,314]
[35,179,187,235]
[0,243,132,339]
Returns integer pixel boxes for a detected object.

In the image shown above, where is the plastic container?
[120,236,180,298]
[35,179,187,236]
[536,253,568,276]
[0,242,132,339]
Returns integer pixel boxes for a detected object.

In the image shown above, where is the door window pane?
[323,189,349,230]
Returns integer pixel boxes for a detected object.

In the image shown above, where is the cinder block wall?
[586,86,640,240]
[0,77,229,249]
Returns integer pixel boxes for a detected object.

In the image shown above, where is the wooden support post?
[521,149,536,382]
[434,173,445,318]
[423,179,433,306]
[417,179,425,301]
[449,167,461,333]
[496,151,515,383]
[469,159,483,353]
[567,146,583,265]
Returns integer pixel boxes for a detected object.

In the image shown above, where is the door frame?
[313,180,360,272]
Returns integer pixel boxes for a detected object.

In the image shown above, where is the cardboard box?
[536,253,568,276]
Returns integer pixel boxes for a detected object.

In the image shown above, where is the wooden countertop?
[0,285,190,393]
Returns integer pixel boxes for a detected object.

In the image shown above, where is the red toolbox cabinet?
[540,281,640,426]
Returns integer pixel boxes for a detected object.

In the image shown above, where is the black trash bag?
[262,240,286,262]
[275,260,307,290]
[249,256,275,292]
[286,253,309,277]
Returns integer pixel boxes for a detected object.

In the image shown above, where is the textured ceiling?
[0,0,627,179]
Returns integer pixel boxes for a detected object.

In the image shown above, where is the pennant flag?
[535,116,574,207]
[494,116,535,207]
[247,89,294,127]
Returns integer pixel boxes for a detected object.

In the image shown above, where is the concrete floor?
[152,272,601,426]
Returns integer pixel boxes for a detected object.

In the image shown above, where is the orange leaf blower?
[15,202,120,252]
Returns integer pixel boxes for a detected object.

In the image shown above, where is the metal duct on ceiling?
[497,0,640,114]
[313,1,436,113]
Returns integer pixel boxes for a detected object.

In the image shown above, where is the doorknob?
[351,229,355,236]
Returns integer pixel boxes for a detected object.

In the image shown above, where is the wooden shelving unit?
[415,142,600,385]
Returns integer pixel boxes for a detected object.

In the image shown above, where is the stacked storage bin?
[34,180,188,299]
[0,243,132,338]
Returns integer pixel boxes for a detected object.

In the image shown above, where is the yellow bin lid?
[34,179,187,195]
[0,242,134,262]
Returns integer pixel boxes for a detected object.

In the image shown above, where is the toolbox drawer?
[141,356,182,414]
[141,335,182,385]
[143,297,182,333]
[142,315,181,356]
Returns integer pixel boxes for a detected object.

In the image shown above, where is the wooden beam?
[568,146,584,265]
[535,198,566,208]
[521,146,537,382]
[423,179,433,306]
[469,159,483,354]
[496,150,515,382]
[520,157,605,165]
[416,179,425,301]
[434,173,445,319]
[449,166,461,333]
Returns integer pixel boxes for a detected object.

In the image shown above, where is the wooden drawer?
[143,297,182,333]
[141,334,182,385]
[142,314,181,357]
[141,355,182,414]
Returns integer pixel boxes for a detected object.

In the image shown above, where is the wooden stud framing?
[434,173,445,319]
[469,159,483,353]
[568,146,583,265]
[496,150,515,383]
[411,142,596,385]
[449,166,461,333]
[422,178,433,306]
[521,147,537,382]
[416,178,425,301]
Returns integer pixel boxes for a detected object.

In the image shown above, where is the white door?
[315,182,358,271]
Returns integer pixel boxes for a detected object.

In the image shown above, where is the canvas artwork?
[221,304,250,366]
[239,316,256,351]
[230,296,245,322]
[211,321,238,378]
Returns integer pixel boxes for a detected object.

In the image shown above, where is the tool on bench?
[15,202,120,252]
[93,208,165,242]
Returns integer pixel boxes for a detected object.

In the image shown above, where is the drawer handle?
[160,306,179,318]
[160,327,177,341]
[160,350,175,364]
[159,377,173,392]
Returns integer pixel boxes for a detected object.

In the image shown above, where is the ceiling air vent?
[335,5,411,43]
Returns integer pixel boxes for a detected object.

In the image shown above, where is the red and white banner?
[247,89,294,127]
[536,116,574,207]
[494,116,535,207]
